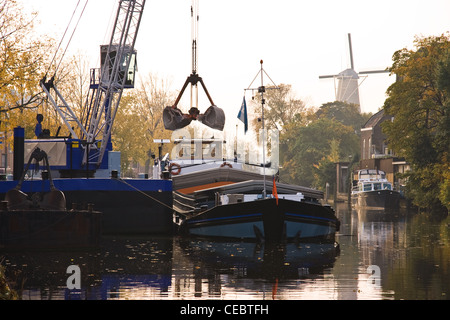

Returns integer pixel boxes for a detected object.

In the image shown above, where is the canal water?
[1,203,449,300]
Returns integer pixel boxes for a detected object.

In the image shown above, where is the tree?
[247,83,316,182]
[0,1,53,115]
[281,117,359,189]
[113,73,176,176]
[279,100,365,190]
[316,101,371,132]
[250,83,312,132]
[31,52,92,140]
[0,0,57,151]
[383,34,450,213]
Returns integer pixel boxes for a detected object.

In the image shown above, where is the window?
[363,139,366,160]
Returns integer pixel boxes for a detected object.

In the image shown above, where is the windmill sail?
[319,33,389,110]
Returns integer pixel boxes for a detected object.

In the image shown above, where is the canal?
[1,203,449,300]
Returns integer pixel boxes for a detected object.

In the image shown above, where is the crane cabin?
[100,44,137,89]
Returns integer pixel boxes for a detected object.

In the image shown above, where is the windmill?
[319,33,389,111]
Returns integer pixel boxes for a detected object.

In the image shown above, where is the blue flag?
[237,96,248,133]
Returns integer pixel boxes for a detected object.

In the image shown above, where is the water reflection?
[1,236,173,300]
[175,239,340,299]
[1,203,449,300]
[342,204,450,300]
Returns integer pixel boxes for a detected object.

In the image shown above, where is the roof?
[172,167,324,199]
[172,167,270,191]
[363,109,385,129]
[191,179,324,200]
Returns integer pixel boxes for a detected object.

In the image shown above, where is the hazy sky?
[19,0,450,133]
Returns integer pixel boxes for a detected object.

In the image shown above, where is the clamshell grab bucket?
[198,105,225,131]
[163,107,194,130]
[163,105,225,131]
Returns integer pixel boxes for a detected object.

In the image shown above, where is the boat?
[173,168,339,243]
[351,169,401,211]
[0,148,101,250]
[0,1,174,236]
[171,61,340,244]
[0,130,173,235]
[0,176,172,235]
[177,186,339,243]
[166,137,276,177]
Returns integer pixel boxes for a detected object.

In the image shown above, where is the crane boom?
[39,0,146,176]
[84,0,146,166]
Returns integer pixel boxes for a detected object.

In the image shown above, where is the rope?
[116,178,188,217]
[55,0,89,75]
[46,0,89,77]
[46,0,81,76]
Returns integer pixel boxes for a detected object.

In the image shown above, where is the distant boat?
[351,169,401,211]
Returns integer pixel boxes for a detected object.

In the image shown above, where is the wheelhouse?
[358,181,393,192]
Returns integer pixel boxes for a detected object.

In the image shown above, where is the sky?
[19,0,450,135]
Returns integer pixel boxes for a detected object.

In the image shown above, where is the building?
[357,109,409,191]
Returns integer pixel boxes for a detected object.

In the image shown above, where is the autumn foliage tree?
[250,83,310,132]
[0,0,55,147]
[281,102,365,190]
[113,74,176,176]
[383,34,450,213]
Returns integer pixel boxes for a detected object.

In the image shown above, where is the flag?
[237,96,248,133]
[272,176,279,206]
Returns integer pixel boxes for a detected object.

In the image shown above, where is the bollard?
[13,127,24,181]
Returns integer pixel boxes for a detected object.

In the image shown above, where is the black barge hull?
[0,178,173,235]
[178,198,339,243]
[0,209,101,250]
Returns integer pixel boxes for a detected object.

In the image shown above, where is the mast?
[245,60,279,198]
[190,0,199,111]
[84,0,146,167]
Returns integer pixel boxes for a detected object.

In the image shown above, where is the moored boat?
[171,61,339,244]
[173,168,339,243]
[178,195,339,243]
[0,135,173,235]
[351,169,401,211]
[0,148,101,250]
[0,1,174,236]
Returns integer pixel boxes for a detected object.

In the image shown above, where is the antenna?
[191,0,199,75]
[191,0,199,110]
[245,60,279,198]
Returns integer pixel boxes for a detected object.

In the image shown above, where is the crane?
[40,0,146,176]
[163,0,225,131]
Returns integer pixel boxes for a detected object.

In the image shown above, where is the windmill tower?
[319,33,389,111]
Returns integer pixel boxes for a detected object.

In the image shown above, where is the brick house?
[357,109,409,190]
